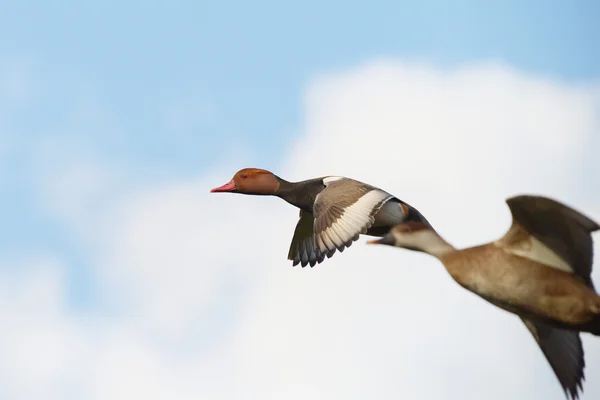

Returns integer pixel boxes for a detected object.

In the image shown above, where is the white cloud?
[0,258,90,400]
[102,174,287,339]
[4,60,600,400]
[34,153,127,244]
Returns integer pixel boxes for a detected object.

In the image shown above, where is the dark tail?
[590,314,600,336]
[585,304,600,336]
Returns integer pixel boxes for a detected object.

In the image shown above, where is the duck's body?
[211,168,428,267]
[443,245,600,331]
[370,195,600,399]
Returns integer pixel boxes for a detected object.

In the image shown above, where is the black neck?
[275,176,325,212]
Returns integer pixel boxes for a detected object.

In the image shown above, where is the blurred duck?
[210,167,428,267]
[368,195,600,400]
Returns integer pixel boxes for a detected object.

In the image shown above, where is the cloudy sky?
[1,1,600,399]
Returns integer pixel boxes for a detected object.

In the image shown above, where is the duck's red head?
[210,168,280,195]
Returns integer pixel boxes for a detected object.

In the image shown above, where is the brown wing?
[287,210,325,267]
[312,178,393,257]
[521,318,585,400]
[503,195,600,288]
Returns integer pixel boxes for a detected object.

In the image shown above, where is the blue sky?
[2,0,599,172]
[1,1,600,399]
[2,0,599,257]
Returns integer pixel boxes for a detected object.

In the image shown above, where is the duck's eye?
[241,174,248,179]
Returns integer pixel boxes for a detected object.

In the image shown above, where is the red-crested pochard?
[210,168,429,267]
[369,195,600,400]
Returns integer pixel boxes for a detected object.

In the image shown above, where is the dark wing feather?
[287,178,394,266]
[506,195,600,288]
[287,210,324,267]
[521,318,585,400]
[313,179,393,257]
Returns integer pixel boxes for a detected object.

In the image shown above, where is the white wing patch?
[323,176,344,185]
[316,189,393,254]
[499,235,573,273]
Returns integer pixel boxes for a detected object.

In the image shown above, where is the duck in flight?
[210,168,428,267]
[368,195,600,400]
